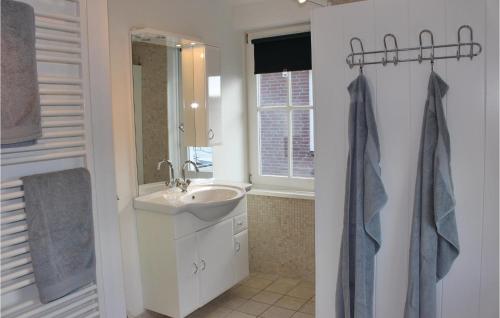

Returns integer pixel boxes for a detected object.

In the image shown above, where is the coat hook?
[457,25,474,60]
[418,29,435,65]
[349,37,365,72]
[382,33,399,66]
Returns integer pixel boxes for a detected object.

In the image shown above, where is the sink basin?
[178,185,245,221]
[134,184,247,221]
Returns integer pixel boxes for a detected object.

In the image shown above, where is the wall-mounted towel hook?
[457,25,474,60]
[350,37,365,73]
[382,33,399,66]
[418,29,435,70]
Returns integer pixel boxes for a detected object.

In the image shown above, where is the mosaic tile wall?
[247,195,315,282]
[132,42,169,184]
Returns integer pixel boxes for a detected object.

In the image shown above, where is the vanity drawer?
[233,213,247,234]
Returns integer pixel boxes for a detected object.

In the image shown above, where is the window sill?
[248,186,315,200]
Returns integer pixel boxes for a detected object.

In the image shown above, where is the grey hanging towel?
[1,0,42,146]
[22,168,96,303]
[336,74,387,318]
[404,72,459,318]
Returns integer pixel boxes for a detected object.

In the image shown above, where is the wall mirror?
[130,28,222,187]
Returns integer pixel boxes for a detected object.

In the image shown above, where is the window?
[187,147,213,172]
[257,70,314,179]
[248,27,313,190]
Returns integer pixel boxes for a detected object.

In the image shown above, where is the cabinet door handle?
[237,221,244,226]
[208,129,215,140]
[235,241,241,252]
[193,262,198,274]
[201,259,206,271]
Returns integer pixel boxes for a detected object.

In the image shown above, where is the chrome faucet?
[157,159,175,187]
[176,160,199,192]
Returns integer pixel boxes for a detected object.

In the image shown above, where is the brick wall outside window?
[258,71,314,178]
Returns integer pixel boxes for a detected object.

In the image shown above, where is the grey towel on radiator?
[22,168,96,303]
[404,72,459,318]
[1,0,42,146]
[336,74,387,318]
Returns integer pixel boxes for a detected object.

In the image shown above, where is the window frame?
[247,24,314,191]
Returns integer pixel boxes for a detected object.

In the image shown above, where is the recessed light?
[176,44,182,47]
[190,42,196,46]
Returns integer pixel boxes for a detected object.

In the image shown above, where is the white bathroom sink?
[134,184,247,221]
[178,185,245,221]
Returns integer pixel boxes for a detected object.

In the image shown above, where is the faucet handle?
[157,159,167,170]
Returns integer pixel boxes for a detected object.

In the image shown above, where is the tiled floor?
[137,273,315,318]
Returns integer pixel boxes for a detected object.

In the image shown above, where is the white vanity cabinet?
[136,198,248,318]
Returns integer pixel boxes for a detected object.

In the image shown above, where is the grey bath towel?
[22,168,96,303]
[404,72,459,318]
[336,74,387,318]
[1,0,42,146]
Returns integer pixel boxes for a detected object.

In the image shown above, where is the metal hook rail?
[346,25,482,69]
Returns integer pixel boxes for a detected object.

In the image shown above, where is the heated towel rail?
[1,0,101,317]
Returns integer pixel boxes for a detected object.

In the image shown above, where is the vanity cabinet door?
[197,218,235,305]
[175,233,200,317]
[233,229,250,284]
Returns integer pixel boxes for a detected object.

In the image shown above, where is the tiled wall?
[132,42,169,184]
[247,194,315,282]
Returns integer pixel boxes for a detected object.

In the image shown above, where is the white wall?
[312,1,498,318]
[86,1,128,316]
[107,1,247,315]
[231,0,312,31]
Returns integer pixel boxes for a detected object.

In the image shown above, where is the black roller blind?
[251,32,311,74]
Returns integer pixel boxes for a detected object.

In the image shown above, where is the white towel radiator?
[1,0,102,317]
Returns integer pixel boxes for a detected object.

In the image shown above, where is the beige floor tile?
[274,295,307,311]
[265,279,300,294]
[236,300,271,316]
[189,306,232,318]
[219,294,248,309]
[297,280,315,289]
[298,300,314,315]
[260,306,296,318]
[291,312,314,318]
[251,290,283,305]
[226,311,256,318]
[287,285,315,300]
[251,272,280,282]
[230,285,261,300]
[242,277,274,290]
[185,274,315,318]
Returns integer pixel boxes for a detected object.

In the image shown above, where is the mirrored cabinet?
[181,45,222,147]
[130,28,222,186]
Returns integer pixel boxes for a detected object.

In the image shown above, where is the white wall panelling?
[312,1,498,318]
[1,0,126,317]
